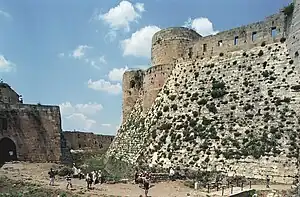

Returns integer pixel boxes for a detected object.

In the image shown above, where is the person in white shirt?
[169,167,175,181]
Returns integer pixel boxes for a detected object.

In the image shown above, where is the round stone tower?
[142,27,201,113]
[151,27,201,66]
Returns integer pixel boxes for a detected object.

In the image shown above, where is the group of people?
[47,164,103,190]
[85,170,104,189]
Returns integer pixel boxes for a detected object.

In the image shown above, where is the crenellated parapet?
[121,8,298,124]
[188,13,286,60]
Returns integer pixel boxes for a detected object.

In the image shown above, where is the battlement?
[189,13,286,59]
[152,27,201,45]
[63,131,114,150]
[0,103,60,112]
[122,8,298,124]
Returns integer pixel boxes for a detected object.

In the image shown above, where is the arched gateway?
[0,137,17,164]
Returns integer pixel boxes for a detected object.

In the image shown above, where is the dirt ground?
[0,162,294,197]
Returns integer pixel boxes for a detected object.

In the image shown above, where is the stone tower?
[142,27,201,113]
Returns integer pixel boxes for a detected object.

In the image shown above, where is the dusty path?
[0,162,294,197]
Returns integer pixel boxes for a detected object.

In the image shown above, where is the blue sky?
[0,0,291,135]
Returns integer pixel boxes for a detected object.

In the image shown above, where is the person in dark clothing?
[66,173,72,189]
[266,175,270,188]
[143,178,150,197]
[48,168,55,186]
[135,171,139,184]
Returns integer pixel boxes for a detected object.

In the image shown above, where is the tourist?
[48,168,55,186]
[169,167,175,181]
[86,173,93,189]
[135,170,139,184]
[66,173,72,189]
[143,176,150,197]
[266,175,270,188]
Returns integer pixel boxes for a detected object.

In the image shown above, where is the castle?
[122,7,297,124]
[107,1,300,184]
[0,82,114,164]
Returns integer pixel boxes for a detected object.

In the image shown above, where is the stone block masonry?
[0,104,62,163]
[63,131,114,151]
[108,4,300,184]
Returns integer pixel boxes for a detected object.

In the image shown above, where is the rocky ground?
[0,162,296,197]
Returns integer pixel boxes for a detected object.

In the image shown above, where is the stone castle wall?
[63,131,114,151]
[122,70,144,123]
[142,64,175,113]
[108,3,300,183]
[122,11,291,123]
[0,104,62,162]
[287,0,300,64]
[189,13,286,59]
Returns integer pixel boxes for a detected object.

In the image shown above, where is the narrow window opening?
[0,118,7,130]
[78,144,81,148]
[188,47,193,58]
[252,32,257,41]
[271,27,277,38]
[203,44,207,52]
[234,36,239,45]
[218,40,223,47]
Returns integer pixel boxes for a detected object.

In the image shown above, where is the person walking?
[66,173,72,189]
[143,176,150,197]
[266,175,270,188]
[48,168,55,186]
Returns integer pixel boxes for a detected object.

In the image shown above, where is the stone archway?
[0,137,17,164]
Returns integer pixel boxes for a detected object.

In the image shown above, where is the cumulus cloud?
[0,55,15,72]
[60,102,103,116]
[135,3,145,12]
[71,45,92,59]
[64,113,96,131]
[184,17,219,36]
[97,1,145,32]
[121,26,161,58]
[87,79,122,94]
[59,102,103,131]
[108,66,128,82]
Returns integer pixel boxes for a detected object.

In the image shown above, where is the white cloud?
[64,113,96,131]
[184,17,219,36]
[0,55,15,72]
[60,102,103,116]
[99,56,107,64]
[108,66,128,81]
[59,102,103,131]
[87,79,122,95]
[104,30,117,42]
[71,45,92,59]
[135,3,145,12]
[121,26,161,58]
[0,10,11,19]
[97,1,145,32]
[101,123,111,127]
[84,55,106,70]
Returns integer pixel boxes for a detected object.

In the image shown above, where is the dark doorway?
[0,137,17,164]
